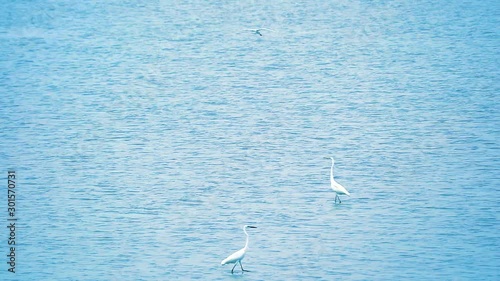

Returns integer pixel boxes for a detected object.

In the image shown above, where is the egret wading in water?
[221,225,257,274]
[324,157,350,203]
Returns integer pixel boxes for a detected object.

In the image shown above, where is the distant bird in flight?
[244,28,274,36]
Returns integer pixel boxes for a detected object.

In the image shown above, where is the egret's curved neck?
[330,159,335,182]
[243,228,250,249]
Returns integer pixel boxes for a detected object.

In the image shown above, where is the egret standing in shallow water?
[324,157,350,203]
[221,225,257,274]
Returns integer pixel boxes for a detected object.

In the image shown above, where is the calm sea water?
[1,0,499,280]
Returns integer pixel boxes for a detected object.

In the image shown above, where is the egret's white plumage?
[221,225,257,274]
[244,28,274,36]
[325,157,350,203]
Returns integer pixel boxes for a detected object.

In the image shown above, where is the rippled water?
[1,0,499,280]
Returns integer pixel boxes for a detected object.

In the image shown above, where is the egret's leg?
[231,263,238,274]
[334,194,338,203]
[338,195,342,204]
[240,261,250,272]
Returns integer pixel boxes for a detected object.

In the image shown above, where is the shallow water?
[0,0,499,280]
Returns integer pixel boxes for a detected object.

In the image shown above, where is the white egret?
[221,225,257,274]
[324,157,350,203]
[244,28,274,36]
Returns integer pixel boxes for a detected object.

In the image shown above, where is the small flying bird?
[221,225,257,274]
[244,28,274,36]
[324,157,350,203]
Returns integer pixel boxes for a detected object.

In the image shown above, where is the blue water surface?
[0,0,499,280]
